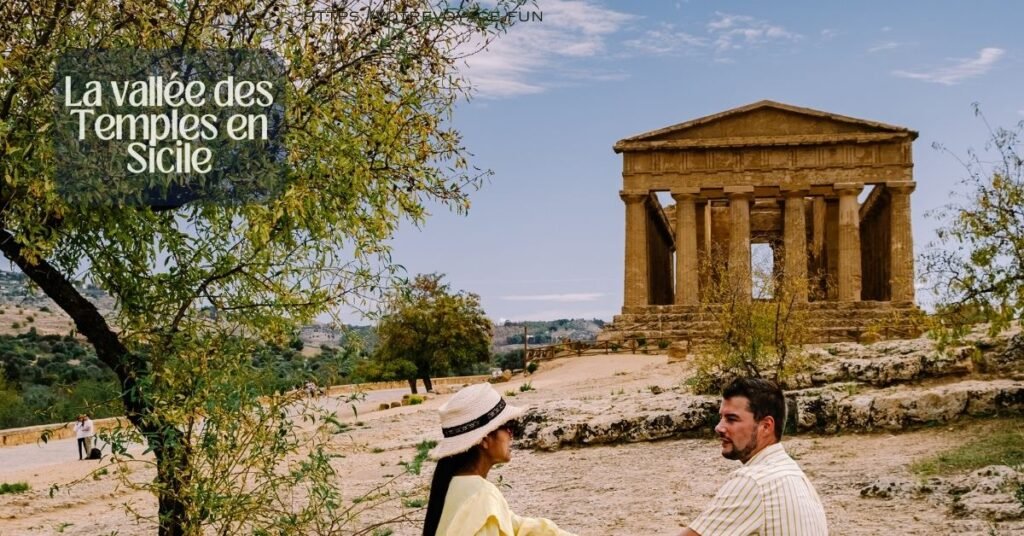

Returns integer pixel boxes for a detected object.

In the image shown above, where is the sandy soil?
[0,352,1017,535]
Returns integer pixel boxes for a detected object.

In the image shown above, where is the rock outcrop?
[860,465,1024,532]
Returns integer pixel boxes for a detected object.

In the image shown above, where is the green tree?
[0,1,524,533]
[923,106,1024,337]
[373,273,491,393]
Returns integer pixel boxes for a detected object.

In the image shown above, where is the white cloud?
[868,41,904,53]
[624,23,706,55]
[706,11,800,52]
[500,292,605,302]
[461,0,636,98]
[624,12,797,59]
[820,29,838,40]
[892,47,1005,85]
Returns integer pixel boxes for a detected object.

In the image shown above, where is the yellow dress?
[435,475,576,536]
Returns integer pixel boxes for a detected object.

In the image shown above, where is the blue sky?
[376,1,1023,323]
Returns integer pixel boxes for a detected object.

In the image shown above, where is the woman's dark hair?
[422,447,483,536]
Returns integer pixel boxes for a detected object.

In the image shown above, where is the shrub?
[525,361,538,374]
[398,440,436,476]
[496,349,525,371]
[0,482,29,494]
[689,250,817,394]
[402,497,426,508]
[518,382,533,393]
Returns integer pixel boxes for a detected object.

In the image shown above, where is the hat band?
[442,398,506,438]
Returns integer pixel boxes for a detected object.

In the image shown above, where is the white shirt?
[689,442,828,535]
[75,419,95,439]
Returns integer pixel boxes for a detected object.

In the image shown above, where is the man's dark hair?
[722,377,786,441]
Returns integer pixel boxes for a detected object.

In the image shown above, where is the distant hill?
[299,323,377,353]
[492,318,605,354]
[0,271,603,355]
[0,270,115,314]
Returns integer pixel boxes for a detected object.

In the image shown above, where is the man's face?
[714,396,760,463]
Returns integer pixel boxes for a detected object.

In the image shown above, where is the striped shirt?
[689,443,828,535]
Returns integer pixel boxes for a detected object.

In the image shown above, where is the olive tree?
[922,106,1024,337]
[0,1,526,533]
[371,273,492,393]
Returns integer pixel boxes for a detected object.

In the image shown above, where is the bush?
[405,394,424,405]
[518,382,533,393]
[689,251,817,394]
[525,361,538,374]
[495,349,525,371]
[0,482,29,495]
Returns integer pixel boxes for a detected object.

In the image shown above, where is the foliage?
[922,106,1024,338]
[525,360,538,374]
[398,439,437,476]
[0,332,123,428]
[691,249,818,394]
[0,481,29,494]
[910,419,1024,476]
[405,394,424,405]
[0,0,525,533]
[495,349,525,371]
[91,334,431,535]
[518,381,533,392]
[371,274,492,390]
[0,331,369,429]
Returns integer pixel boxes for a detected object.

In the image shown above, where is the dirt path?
[0,353,1015,535]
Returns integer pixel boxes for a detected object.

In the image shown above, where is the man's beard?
[723,435,759,462]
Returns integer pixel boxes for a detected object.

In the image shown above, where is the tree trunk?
[422,375,434,393]
[0,229,189,535]
[407,378,418,394]
[153,427,192,536]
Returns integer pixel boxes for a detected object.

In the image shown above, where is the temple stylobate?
[600,100,923,345]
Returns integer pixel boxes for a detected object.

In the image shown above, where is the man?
[678,377,828,535]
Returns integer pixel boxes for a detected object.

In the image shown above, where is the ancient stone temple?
[600,100,923,344]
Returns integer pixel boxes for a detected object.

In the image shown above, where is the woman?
[73,414,94,460]
[423,383,575,536]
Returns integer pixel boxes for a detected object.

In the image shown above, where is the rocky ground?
[1,332,1022,535]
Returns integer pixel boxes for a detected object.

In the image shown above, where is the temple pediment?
[614,100,917,152]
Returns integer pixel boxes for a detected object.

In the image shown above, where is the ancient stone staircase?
[598,301,924,345]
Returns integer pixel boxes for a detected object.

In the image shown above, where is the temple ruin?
[599,100,923,345]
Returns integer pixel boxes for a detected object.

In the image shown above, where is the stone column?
[672,189,700,305]
[783,190,808,302]
[621,191,649,307]
[810,196,826,300]
[836,183,863,302]
[887,181,916,303]
[725,186,754,301]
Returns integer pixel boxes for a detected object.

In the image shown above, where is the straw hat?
[429,383,526,459]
